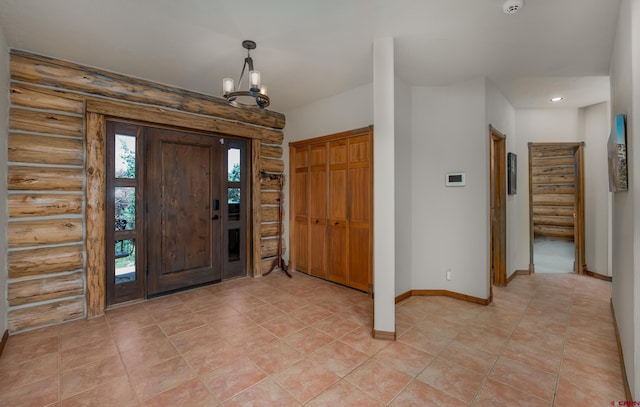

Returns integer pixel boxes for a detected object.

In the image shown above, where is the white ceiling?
[0,0,621,113]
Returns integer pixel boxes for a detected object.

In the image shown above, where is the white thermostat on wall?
[445,172,466,187]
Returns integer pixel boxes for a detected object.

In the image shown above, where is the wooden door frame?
[527,142,586,274]
[86,100,261,316]
[489,126,507,295]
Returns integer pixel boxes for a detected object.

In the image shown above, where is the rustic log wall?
[530,145,576,240]
[6,50,285,333]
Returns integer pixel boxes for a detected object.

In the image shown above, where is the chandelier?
[222,40,270,109]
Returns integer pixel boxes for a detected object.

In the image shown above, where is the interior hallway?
[533,237,575,274]
[0,271,625,406]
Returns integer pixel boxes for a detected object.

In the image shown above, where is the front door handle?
[212,215,219,220]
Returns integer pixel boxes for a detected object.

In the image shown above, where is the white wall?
[411,78,490,299]
[582,102,611,276]
[282,83,373,262]
[372,37,395,333]
[610,0,639,397]
[283,83,374,145]
[394,76,412,296]
[515,106,611,278]
[0,23,8,337]
[515,108,583,270]
[486,79,522,278]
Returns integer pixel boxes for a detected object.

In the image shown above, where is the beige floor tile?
[224,378,298,407]
[306,380,383,407]
[373,342,434,376]
[130,356,196,400]
[61,354,127,399]
[389,379,467,407]
[1,272,626,407]
[0,375,58,407]
[489,357,557,402]
[346,359,412,404]
[275,358,340,403]
[438,340,498,375]
[246,340,305,375]
[142,378,219,407]
[310,340,369,377]
[473,379,550,407]
[284,326,334,355]
[201,357,266,401]
[0,352,58,392]
[417,357,485,403]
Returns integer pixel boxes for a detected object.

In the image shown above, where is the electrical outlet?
[446,269,452,281]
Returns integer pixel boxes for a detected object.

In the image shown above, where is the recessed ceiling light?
[550,97,564,102]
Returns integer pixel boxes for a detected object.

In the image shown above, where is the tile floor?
[0,271,627,406]
[533,237,575,274]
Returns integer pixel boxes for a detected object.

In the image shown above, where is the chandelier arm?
[237,59,248,91]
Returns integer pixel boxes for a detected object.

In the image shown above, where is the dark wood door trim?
[489,125,507,292]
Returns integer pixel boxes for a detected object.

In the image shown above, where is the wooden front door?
[146,128,223,295]
[106,122,249,305]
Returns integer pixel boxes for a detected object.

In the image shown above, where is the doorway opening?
[489,125,507,292]
[528,142,585,275]
[105,121,249,306]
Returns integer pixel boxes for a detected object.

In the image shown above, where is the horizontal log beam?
[533,225,574,238]
[8,298,84,333]
[86,99,284,144]
[9,108,83,138]
[260,144,283,159]
[260,237,286,259]
[8,194,83,218]
[260,158,284,173]
[10,82,85,114]
[533,216,575,227]
[260,223,280,238]
[532,175,575,185]
[531,156,575,167]
[9,245,84,279]
[260,191,281,206]
[532,184,575,194]
[532,194,575,206]
[8,273,84,306]
[530,146,575,157]
[8,166,84,191]
[531,166,574,176]
[9,133,84,166]
[532,206,575,217]
[260,176,283,191]
[261,206,280,223]
[11,50,285,129]
[8,218,83,248]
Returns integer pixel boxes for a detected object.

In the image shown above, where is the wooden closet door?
[291,146,309,273]
[347,135,372,291]
[327,140,348,285]
[309,143,328,278]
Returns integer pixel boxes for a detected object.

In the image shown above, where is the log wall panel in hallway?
[530,145,576,240]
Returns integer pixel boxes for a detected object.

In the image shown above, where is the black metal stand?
[263,172,291,278]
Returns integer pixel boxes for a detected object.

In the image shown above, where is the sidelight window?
[106,123,143,305]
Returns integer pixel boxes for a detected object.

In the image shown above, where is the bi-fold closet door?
[290,126,372,292]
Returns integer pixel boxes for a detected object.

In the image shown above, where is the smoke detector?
[503,0,523,14]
